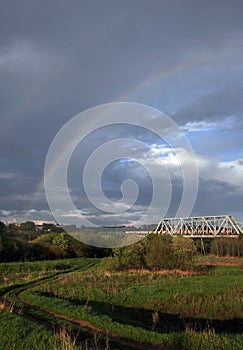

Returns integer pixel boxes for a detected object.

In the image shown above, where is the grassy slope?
[0,258,100,288]
[0,257,242,350]
[21,259,243,349]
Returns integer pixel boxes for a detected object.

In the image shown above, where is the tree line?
[0,221,242,265]
[0,221,109,262]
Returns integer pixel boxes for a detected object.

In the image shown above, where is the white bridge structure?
[153,215,242,238]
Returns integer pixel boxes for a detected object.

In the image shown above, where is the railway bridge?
[154,215,242,238]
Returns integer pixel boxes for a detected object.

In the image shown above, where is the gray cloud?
[193,178,243,218]
[0,0,242,224]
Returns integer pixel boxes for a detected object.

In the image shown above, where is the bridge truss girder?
[237,222,243,233]
[154,215,242,238]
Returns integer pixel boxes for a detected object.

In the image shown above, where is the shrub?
[113,234,197,271]
[113,240,147,269]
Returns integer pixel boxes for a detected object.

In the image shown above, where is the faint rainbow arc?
[30,53,211,207]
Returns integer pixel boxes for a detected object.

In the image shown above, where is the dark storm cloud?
[173,76,243,125]
[0,0,242,223]
[193,178,243,217]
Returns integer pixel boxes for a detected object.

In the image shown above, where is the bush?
[113,240,147,269]
[113,234,197,271]
[145,234,174,269]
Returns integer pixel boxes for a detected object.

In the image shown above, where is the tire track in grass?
[1,262,174,350]
[17,293,173,350]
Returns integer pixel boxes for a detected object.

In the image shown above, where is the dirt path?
[17,294,174,350]
[1,272,174,350]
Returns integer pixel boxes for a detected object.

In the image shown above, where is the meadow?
[0,256,242,349]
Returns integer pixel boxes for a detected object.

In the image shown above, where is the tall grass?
[1,257,242,349]
[0,258,100,288]
[17,263,242,349]
[30,265,242,319]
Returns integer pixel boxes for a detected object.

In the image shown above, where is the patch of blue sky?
[186,128,242,162]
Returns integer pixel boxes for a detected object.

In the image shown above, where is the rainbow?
[28,54,206,210]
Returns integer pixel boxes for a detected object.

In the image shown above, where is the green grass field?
[0,257,242,349]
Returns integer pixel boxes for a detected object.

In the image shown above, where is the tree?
[19,221,36,231]
[0,221,6,234]
[32,232,100,259]
[8,223,18,235]
[0,234,20,262]
[210,238,243,257]
[52,233,70,256]
[172,236,196,269]
[42,223,64,233]
[145,234,174,270]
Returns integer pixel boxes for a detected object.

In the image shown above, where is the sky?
[0,0,243,227]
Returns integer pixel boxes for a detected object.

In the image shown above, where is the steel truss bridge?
[154,215,242,238]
